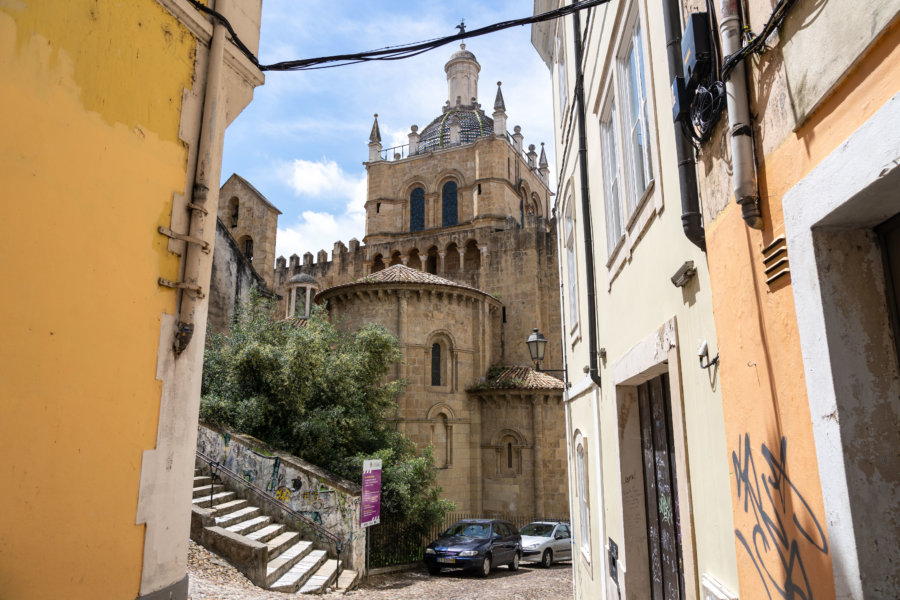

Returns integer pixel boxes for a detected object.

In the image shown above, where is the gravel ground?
[188,541,574,600]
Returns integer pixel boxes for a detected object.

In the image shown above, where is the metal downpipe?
[572,8,602,389]
[662,0,706,251]
[175,0,228,355]
[720,0,763,229]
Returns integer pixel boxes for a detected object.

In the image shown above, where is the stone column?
[400,255,409,266]
[532,396,545,517]
[397,292,408,384]
[438,251,446,273]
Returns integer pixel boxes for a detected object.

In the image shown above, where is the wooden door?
[638,374,685,600]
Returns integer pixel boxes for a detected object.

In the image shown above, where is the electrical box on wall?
[682,12,711,91]
[672,76,688,122]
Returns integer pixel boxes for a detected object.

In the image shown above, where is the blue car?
[424,519,522,577]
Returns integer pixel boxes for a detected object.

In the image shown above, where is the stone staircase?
[191,469,359,595]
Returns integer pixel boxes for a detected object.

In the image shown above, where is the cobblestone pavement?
[188,541,574,600]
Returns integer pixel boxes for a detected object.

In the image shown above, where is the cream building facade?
[533,2,739,599]
[276,46,570,518]
[534,0,900,599]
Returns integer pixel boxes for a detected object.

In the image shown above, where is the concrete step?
[267,544,321,592]
[247,524,286,544]
[265,540,314,588]
[335,569,359,593]
[193,484,224,498]
[226,515,270,536]
[192,491,235,508]
[193,475,212,487]
[209,499,249,517]
[214,506,260,528]
[299,558,340,594]
[265,531,300,559]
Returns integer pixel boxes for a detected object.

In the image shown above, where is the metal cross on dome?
[456,20,466,34]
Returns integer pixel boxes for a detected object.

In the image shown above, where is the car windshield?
[519,523,555,537]
[443,522,491,539]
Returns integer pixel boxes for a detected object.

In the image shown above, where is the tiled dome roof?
[417,108,494,153]
[289,273,318,284]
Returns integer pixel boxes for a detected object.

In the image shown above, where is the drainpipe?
[175,0,229,355]
[571,7,602,389]
[720,0,763,228]
[662,0,706,251]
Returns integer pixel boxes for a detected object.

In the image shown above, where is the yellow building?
[0,1,263,598]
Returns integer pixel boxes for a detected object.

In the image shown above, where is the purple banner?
[361,459,382,528]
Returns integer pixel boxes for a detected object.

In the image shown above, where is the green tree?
[201,292,452,533]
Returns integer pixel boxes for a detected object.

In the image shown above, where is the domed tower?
[416,44,494,153]
[363,43,551,245]
[291,43,567,519]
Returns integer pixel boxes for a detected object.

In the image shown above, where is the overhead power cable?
[187,0,611,72]
[721,0,797,80]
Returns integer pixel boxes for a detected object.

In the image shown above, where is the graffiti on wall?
[732,434,828,599]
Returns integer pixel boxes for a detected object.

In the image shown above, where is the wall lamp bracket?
[671,260,697,287]
[698,340,719,369]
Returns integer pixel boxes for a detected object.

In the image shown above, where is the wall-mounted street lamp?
[526,328,567,376]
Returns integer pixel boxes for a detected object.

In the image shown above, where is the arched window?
[442,181,458,227]
[431,343,442,386]
[229,197,239,228]
[390,251,403,266]
[445,243,460,272]
[372,254,385,272]
[464,240,480,271]
[496,432,522,476]
[426,247,438,274]
[407,248,422,270]
[410,187,425,232]
[239,236,254,261]
[434,414,451,468]
[575,435,591,558]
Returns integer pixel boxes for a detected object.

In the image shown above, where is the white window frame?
[563,193,580,336]
[574,432,591,562]
[555,20,568,127]
[594,2,661,284]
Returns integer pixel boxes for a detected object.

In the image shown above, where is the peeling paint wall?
[0,2,262,598]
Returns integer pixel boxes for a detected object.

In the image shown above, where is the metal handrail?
[195,449,342,549]
[380,143,409,161]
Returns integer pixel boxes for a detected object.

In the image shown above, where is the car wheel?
[508,551,520,571]
[427,565,441,575]
[479,554,491,578]
[541,549,553,568]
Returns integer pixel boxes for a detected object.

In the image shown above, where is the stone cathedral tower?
[275,45,568,518]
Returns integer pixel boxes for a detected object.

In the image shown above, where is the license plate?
[438,557,455,564]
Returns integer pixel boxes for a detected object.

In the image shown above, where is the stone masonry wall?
[196,422,365,571]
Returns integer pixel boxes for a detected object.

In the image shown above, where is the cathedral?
[215,44,568,518]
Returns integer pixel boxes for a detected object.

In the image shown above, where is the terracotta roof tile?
[319,264,495,300]
[471,365,564,391]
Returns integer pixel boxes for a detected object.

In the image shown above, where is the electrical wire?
[187,0,610,72]
[721,0,797,80]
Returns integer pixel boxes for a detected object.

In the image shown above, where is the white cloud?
[275,158,367,259]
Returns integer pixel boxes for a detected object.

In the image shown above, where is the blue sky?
[221,0,556,261]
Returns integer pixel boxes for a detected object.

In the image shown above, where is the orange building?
[697,1,900,598]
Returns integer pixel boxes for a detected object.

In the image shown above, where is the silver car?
[520,521,572,567]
